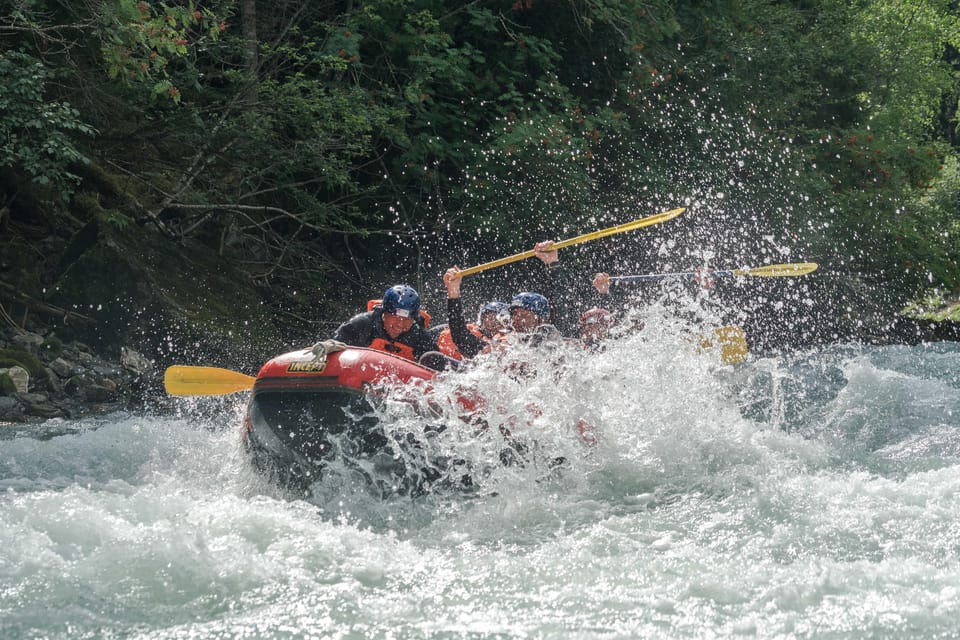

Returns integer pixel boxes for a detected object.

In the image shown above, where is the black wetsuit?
[333,305,439,361]
[534,262,579,337]
[544,262,635,329]
[445,298,490,358]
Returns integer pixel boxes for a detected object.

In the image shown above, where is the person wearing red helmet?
[579,306,614,349]
[331,284,438,361]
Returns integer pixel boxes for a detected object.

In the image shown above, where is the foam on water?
[2,318,960,638]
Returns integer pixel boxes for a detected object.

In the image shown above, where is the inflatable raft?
[241,346,471,492]
[165,323,748,493]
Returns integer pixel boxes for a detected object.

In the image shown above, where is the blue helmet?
[509,292,550,318]
[382,284,420,318]
[478,301,509,323]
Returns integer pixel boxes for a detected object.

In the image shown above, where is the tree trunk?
[242,0,259,103]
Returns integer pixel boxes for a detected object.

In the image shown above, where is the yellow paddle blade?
[164,365,256,396]
[699,326,749,365]
[457,207,685,277]
[732,262,818,277]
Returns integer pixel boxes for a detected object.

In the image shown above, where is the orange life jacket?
[367,337,416,361]
[480,331,511,355]
[360,300,431,361]
[436,323,485,360]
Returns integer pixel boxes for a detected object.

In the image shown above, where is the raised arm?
[443,267,487,358]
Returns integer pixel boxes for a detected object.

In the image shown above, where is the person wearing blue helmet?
[527,238,587,337]
[331,284,438,361]
[507,291,550,332]
[504,289,566,348]
[478,301,510,328]
[436,300,510,360]
[441,266,512,359]
[443,239,562,356]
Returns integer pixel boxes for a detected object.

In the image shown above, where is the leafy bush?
[0,51,95,198]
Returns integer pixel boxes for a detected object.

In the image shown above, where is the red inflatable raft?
[242,346,473,491]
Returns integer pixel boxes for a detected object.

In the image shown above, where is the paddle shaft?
[610,262,818,283]
[457,207,685,277]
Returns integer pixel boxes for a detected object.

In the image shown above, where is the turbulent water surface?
[3,313,960,639]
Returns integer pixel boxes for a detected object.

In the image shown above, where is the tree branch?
[0,281,95,324]
[164,202,422,236]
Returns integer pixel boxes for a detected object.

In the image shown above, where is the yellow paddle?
[457,207,685,277]
[700,326,749,365]
[165,208,686,394]
[610,262,818,283]
[164,365,255,396]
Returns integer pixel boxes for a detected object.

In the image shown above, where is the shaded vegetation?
[2,0,959,362]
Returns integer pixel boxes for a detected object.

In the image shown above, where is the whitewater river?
[3,316,960,639]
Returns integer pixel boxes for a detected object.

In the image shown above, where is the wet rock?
[40,335,63,358]
[0,348,44,379]
[63,375,87,397]
[25,403,64,418]
[90,364,122,379]
[85,384,117,403]
[0,396,25,421]
[0,366,29,394]
[0,373,16,396]
[0,330,148,420]
[49,357,77,378]
[19,393,63,418]
[11,332,44,348]
[121,347,153,375]
[44,367,63,395]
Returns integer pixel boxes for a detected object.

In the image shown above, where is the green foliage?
[0,51,95,197]
[852,0,960,135]
[218,74,407,226]
[904,294,960,321]
[799,0,960,300]
[340,0,690,243]
[103,210,133,230]
[901,153,960,288]
[4,0,960,327]
[99,0,225,103]
[653,0,960,306]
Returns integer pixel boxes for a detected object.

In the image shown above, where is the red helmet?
[579,307,612,327]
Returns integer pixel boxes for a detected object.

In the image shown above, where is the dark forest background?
[2,0,959,370]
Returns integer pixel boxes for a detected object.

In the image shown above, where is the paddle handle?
[456,250,537,277]
[457,207,685,277]
[611,270,733,283]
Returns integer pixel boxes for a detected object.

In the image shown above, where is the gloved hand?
[311,339,349,360]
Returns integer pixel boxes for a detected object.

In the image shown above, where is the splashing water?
[3,311,960,638]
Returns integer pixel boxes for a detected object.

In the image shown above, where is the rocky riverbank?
[0,327,159,423]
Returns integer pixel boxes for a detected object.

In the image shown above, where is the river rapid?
[3,309,960,639]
